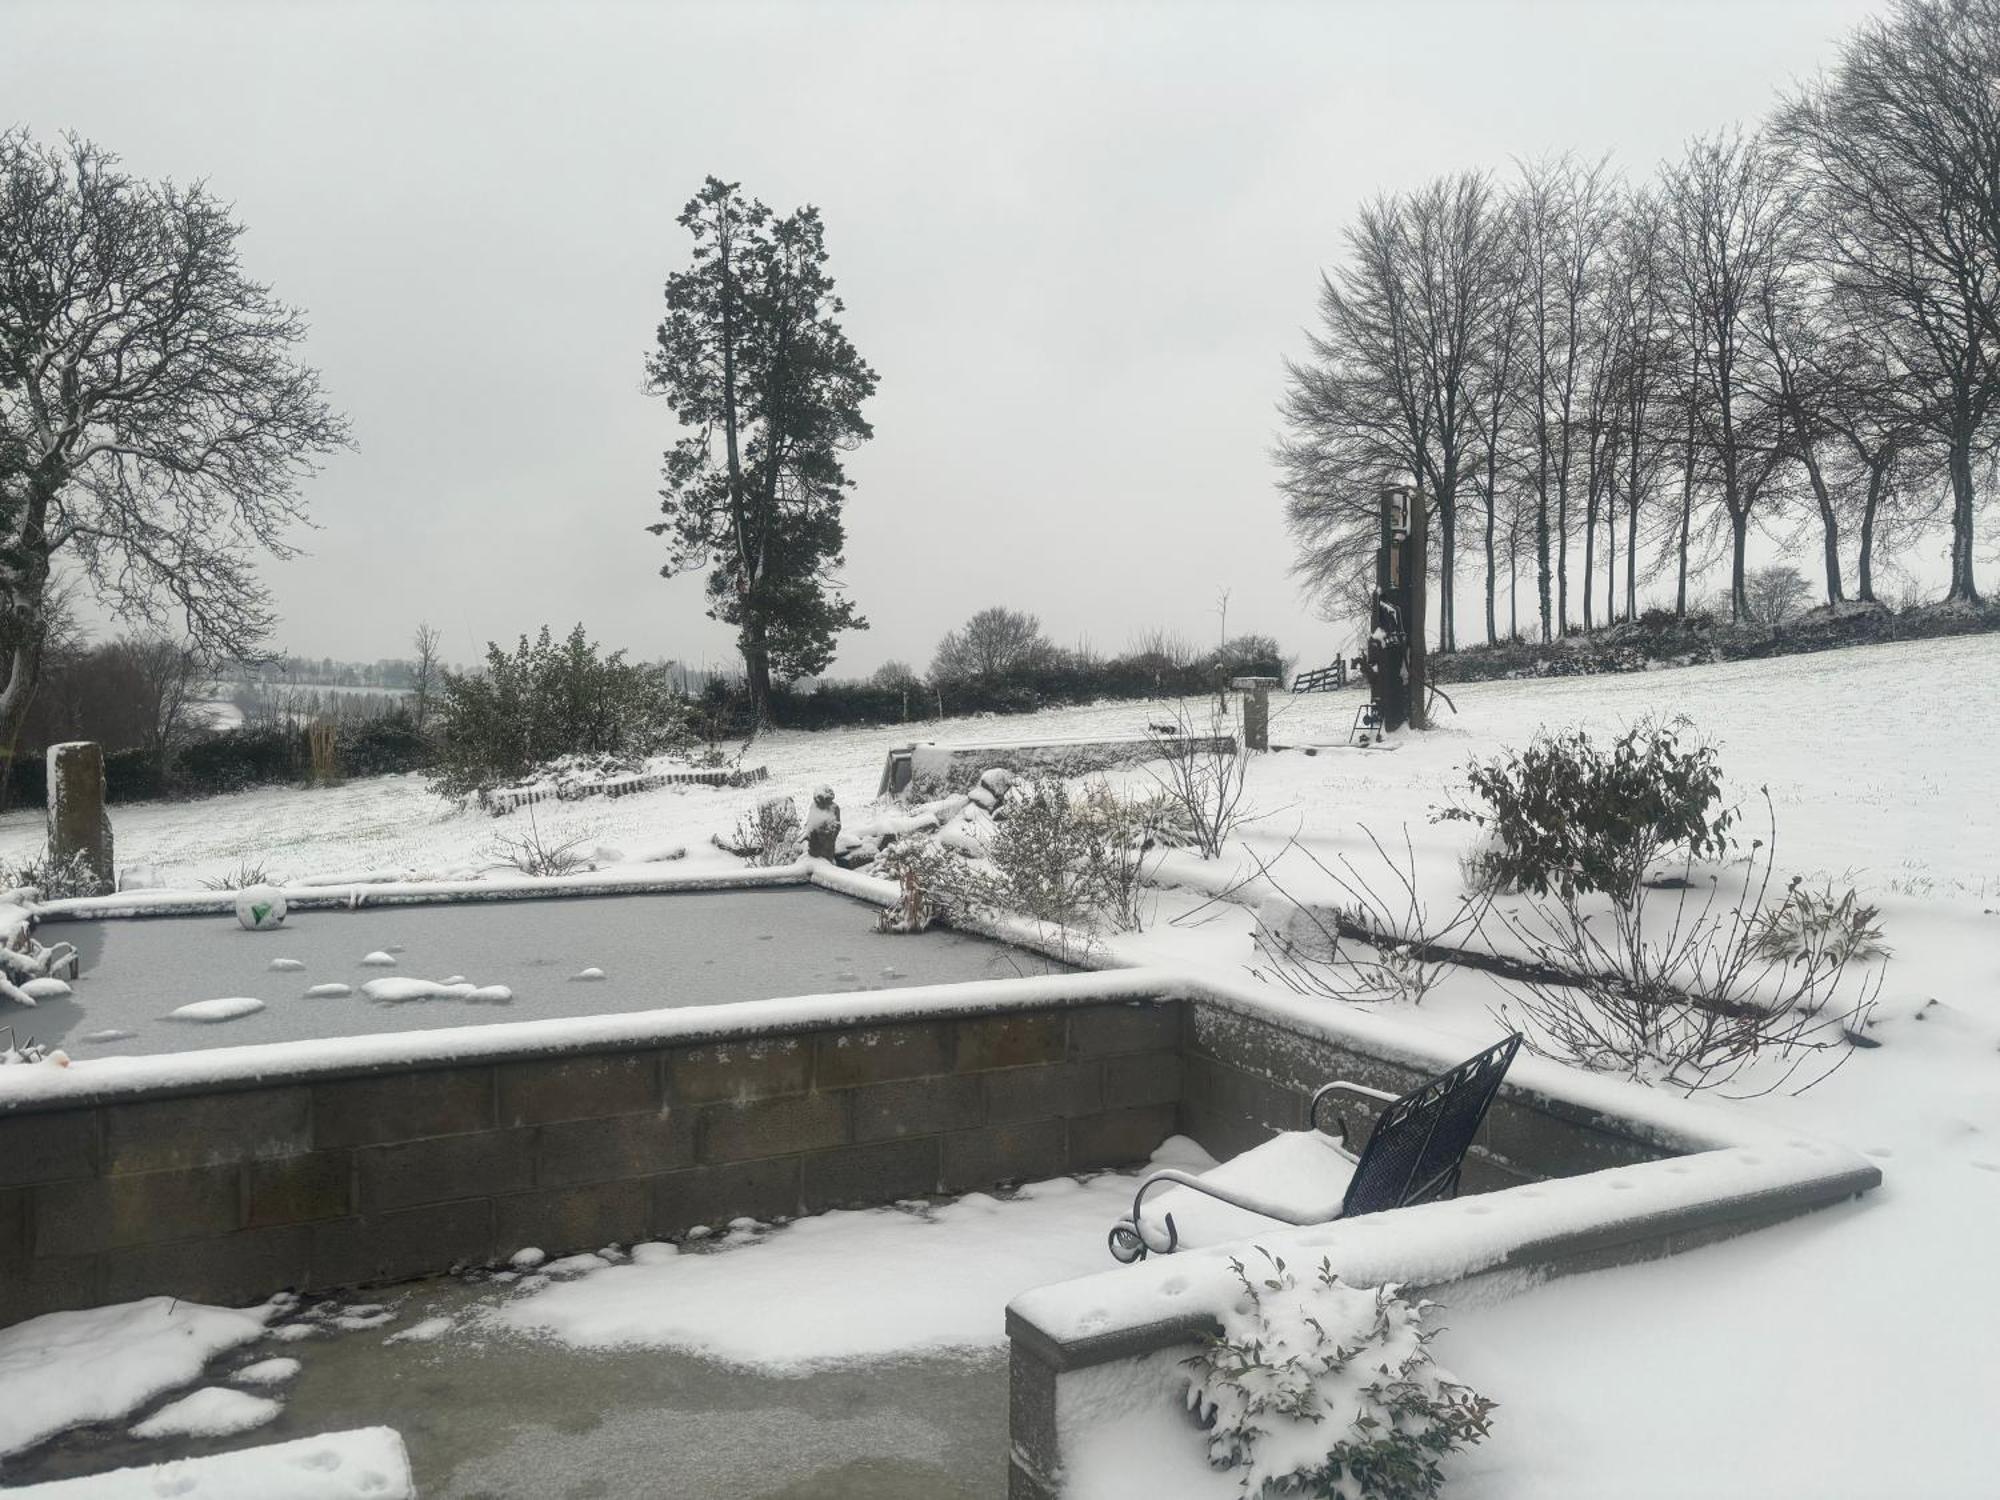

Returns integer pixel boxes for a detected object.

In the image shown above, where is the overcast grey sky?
[4,0,1888,675]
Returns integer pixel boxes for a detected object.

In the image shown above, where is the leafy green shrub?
[430,624,692,800]
[1185,1249,1496,1499]
[1434,716,1733,901]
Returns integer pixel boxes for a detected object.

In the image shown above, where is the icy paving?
[1,1164,1170,1498]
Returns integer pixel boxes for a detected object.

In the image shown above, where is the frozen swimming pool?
[24,887,1070,1060]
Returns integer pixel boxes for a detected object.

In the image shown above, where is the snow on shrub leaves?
[1184,1249,1495,1500]
[1434,715,1733,902]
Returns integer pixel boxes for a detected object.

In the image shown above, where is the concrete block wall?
[1178,1002,1674,1189]
[0,999,1182,1327]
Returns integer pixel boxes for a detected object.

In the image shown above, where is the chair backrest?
[1338,1032,1523,1219]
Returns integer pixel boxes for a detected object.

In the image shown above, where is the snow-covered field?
[1,631,1995,1497]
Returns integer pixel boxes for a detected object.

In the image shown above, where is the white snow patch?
[129,1387,280,1440]
[230,1357,301,1387]
[11,1427,413,1499]
[304,983,352,999]
[569,967,606,982]
[508,1247,547,1269]
[0,1297,272,1456]
[492,1169,1155,1368]
[358,951,396,967]
[541,1252,610,1278]
[20,978,70,1001]
[267,958,306,973]
[77,1029,134,1044]
[165,997,266,1023]
[383,1316,454,1345]
[360,978,511,1004]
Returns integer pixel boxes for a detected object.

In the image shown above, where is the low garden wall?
[0,976,1182,1327]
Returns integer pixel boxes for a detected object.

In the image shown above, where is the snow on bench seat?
[1138,1130,1357,1249]
[10,1427,413,1499]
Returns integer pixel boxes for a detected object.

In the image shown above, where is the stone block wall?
[0,999,1182,1327]
[1178,1003,1673,1190]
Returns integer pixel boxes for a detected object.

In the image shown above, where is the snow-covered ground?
[1,631,1995,1497]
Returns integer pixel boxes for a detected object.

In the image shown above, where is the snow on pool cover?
[32,887,1071,1059]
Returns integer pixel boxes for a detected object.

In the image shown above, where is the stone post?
[1231,676,1278,752]
[46,741,115,895]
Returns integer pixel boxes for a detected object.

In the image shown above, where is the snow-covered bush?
[1144,707,1251,859]
[987,778,1160,934]
[718,796,802,867]
[867,777,1161,936]
[1434,716,1733,902]
[429,624,693,801]
[5,846,99,902]
[489,810,592,878]
[1184,1249,1495,1500]
[875,826,998,926]
[1751,882,1889,966]
[1488,795,1882,1095]
[199,858,277,892]
[1248,827,1485,1006]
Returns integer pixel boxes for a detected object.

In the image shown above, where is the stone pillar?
[46,741,115,895]
[1231,676,1278,752]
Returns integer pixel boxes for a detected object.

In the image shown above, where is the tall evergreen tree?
[648,177,876,724]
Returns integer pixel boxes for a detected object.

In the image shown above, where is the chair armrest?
[1309,1080,1397,1138]
[1113,1167,1327,1261]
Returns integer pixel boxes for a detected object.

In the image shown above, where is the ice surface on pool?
[32,888,1070,1058]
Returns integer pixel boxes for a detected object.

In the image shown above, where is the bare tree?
[1510,156,1619,638]
[1661,132,1804,622]
[1745,564,1811,627]
[1279,172,1513,669]
[930,606,1052,681]
[0,132,348,754]
[410,622,442,734]
[1777,0,2000,602]
[119,634,207,778]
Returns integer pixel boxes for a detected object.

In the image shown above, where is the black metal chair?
[1107,1032,1523,1263]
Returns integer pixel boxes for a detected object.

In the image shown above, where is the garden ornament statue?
[805,786,842,861]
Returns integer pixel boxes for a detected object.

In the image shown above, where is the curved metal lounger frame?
[1106,1079,1394,1263]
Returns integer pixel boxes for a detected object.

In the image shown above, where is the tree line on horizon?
[1280,0,2000,652]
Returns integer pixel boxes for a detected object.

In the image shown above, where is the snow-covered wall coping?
[30,862,825,923]
[0,965,1179,1111]
[1009,1134,1877,1359]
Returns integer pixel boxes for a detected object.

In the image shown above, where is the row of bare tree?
[1281,0,2000,647]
